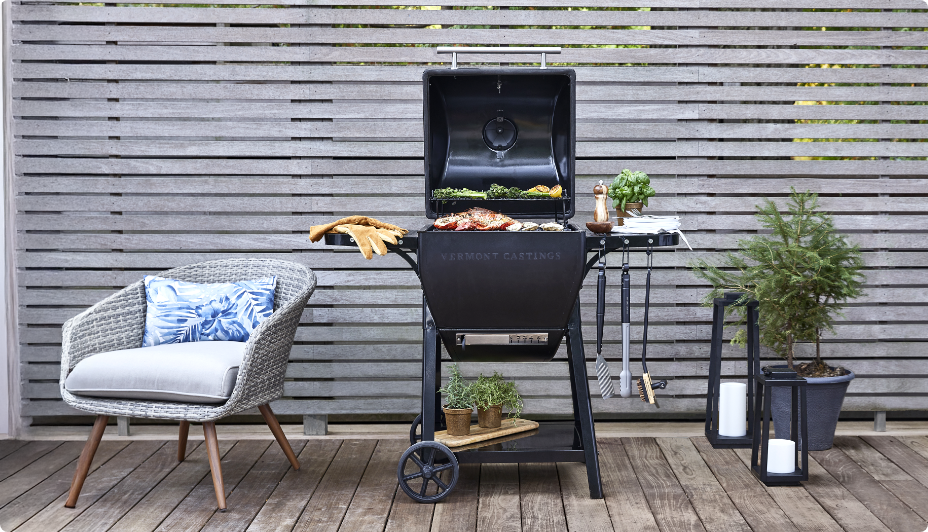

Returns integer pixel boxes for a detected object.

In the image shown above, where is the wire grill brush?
[638,246,667,407]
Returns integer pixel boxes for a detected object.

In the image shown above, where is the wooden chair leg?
[258,404,300,470]
[65,415,109,508]
[178,421,190,462]
[203,422,226,511]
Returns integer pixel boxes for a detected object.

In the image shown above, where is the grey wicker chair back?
[60,258,316,423]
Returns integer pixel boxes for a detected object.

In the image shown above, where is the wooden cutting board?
[435,419,540,448]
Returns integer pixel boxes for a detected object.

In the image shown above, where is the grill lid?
[423,68,576,220]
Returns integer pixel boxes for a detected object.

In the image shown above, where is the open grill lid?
[423,68,576,220]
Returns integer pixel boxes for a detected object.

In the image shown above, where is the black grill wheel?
[409,414,451,464]
[397,441,459,503]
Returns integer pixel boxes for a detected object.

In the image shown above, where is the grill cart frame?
[325,231,678,502]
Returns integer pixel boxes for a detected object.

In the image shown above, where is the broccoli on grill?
[432,187,487,200]
[487,184,522,199]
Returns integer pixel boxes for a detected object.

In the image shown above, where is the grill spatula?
[595,255,614,399]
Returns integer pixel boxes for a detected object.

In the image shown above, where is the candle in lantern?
[718,382,747,437]
[767,439,796,474]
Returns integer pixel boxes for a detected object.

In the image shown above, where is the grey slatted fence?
[5,0,927,430]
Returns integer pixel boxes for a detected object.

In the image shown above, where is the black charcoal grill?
[421,67,583,363]
[326,48,677,504]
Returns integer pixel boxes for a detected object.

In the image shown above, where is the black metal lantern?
[705,292,760,448]
[750,367,809,486]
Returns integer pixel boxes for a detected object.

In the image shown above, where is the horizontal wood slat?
[13,26,928,47]
[10,2,927,423]
[13,5,928,28]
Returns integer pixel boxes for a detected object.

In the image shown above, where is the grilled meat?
[434,207,518,231]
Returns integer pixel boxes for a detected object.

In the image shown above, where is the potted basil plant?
[691,189,864,450]
[607,169,656,217]
[469,372,524,429]
[438,364,474,436]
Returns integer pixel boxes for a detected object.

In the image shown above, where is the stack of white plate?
[611,215,681,234]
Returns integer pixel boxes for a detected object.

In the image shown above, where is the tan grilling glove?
[309,216,408,260]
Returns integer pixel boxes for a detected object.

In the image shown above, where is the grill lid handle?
[437,46,562,69]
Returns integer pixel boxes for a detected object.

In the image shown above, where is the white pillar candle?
[767,439,796,474]
[718,382,747,437]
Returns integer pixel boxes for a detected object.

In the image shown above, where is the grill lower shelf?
[436,418,539,448]
[453,422,587,464]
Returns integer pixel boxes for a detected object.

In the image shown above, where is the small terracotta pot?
[443,407,473,436]
[617,202,643,218]
[477,405,502,429]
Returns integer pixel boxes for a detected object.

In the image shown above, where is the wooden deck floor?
[1,435,927,532]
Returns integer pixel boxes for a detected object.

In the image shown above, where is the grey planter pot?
[771,369,855,451]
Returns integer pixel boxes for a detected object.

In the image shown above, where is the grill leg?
[422,297,438,442]
[565,298,604,499]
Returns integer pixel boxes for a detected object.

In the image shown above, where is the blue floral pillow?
[142,276,277,347]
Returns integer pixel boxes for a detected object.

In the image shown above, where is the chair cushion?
[142,275,276,347]
[65,341,247,404]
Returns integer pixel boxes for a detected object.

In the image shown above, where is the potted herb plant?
[438,364,474,436]
[691,189,864,450]
[607,169,656,217]
[469,372,524,429]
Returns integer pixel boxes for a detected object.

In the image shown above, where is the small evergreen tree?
[691,189,864,371]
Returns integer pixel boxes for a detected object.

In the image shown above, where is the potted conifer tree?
[691,189,864,450]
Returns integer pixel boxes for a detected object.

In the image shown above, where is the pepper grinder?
[593,180,610,222]
[586,180,615,233]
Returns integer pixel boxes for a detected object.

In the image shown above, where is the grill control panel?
[456,333,549,348]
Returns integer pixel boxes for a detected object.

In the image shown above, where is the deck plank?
[0,441,62,482]
[292,439,377,532]
[338,439,406,532]
[430,462,479,532]
[0,440,28,461]
[691,437,798,532]
[656,438,749,532]
[802,454,892,532]
[154,440,272,532]
[519,463,568,532]
[61,441,202,532]
[200,440,308,532]
[558,461,613,532]
[862,436,928,490]
[598,439,660,532]
[812,446,927,532]
[897,436,928,464]
[0,442,84,508]
[476,463,520,532]
[0,441,127,531]
[16,441,164,532]
[110,440,236,532]
[384,461,436,532]
[832,437,928,522]
[245,439,342,532]
[731,448,843,532]
[833,437,910,481]
[624,437,706,532]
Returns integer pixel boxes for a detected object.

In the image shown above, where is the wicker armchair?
[60,258,316,510]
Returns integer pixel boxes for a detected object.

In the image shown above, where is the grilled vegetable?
[487,183,522,199]
[521,189,550,199]
[433,187,487,200]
